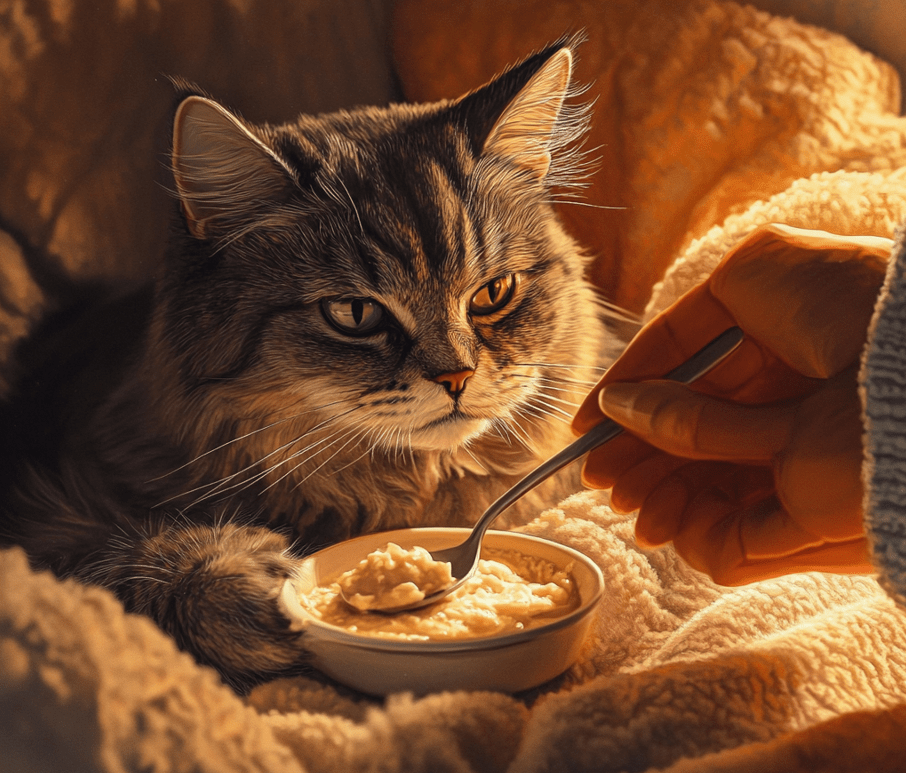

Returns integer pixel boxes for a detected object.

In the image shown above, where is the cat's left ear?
[172,95,293,239]
[457,43,575,180]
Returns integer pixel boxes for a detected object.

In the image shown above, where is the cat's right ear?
[171,96,293,239]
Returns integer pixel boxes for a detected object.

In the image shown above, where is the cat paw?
[122,521,307,690]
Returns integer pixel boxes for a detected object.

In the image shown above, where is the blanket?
[5,1,906,771]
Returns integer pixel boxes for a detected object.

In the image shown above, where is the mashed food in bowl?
[295,543,578,641]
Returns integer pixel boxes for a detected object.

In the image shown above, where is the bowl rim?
[285,527,604,654]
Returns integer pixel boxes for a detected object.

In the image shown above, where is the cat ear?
[481,47,572,179]
[172,96,293,239]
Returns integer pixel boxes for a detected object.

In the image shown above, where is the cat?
[0,39,624,691]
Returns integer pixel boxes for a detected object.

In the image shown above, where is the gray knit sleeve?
[862,228,906,607]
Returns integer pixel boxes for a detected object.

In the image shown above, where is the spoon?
[346,326,745,614]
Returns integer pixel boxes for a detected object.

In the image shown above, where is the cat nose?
[428,369,475,398]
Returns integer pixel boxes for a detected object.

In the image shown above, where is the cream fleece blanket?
[5,2,906,772]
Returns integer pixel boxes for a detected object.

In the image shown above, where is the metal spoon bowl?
[341,326,745,614]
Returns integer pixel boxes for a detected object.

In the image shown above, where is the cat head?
[155,40,603,463]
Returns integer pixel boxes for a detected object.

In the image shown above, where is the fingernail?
[598,382,642,422]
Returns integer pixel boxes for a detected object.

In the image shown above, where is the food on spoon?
[337,542,454,611]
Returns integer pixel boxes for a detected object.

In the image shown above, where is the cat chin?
[407,417,491,452]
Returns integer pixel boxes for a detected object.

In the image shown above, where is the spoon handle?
[468,326,745,543]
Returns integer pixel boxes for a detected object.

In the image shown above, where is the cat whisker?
[382,426,400,459]
[336,177,365,236]
[522,409,571,429]
[513,361,610,373]
[489,419,518,448]
[210,213,293,254]
[155,431,313,508]
[497,412,535,451]
[546,199,628,211]
[259,420,368,493]
[400,426,414,465]
[122,575,170,585]
[406,428,416,466]
[367,424,399,458]
[318,174,365,236]
[593,306,642,330]
[530,391,581,410]
[368,426,389,459]
[160,405,363,508]
[148,398,349,483]
[382,424,415,465]
[522,397,575,423]
[511,419,539,452]
[222,422,361,500]
[289,426,371,492]
[328,428,383,477]
[507,367,599,384]
[397,426,411,463]
[515,406,569,430]
[529,389,580,410]
[511,375,598,392]
[244,414,362,479]
[458,440,489,473]
[123,561,177,575]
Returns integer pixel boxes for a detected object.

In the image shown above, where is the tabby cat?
[0,40,620,691]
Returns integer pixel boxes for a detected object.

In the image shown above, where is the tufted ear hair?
[171,95,294,239]
[481,48,572,179]
[452,39,579,181]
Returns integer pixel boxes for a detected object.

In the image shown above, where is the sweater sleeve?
[862,226,906,608]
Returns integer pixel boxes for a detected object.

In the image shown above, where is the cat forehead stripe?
[424,160,471,280]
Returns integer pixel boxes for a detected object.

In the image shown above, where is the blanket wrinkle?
[257,691,528,773]
[6,1,906,771]
[511,595,906,773]
[634,574,890,671]
[510,656,802,773]
[663,703,906,773]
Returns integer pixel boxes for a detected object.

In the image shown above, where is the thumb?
[598,380,793,462]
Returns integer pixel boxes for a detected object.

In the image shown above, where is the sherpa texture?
[5,493,906,773]
[5,1,906,772]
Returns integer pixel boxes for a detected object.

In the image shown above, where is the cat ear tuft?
[172,96,292,239]
[481,48,573,179]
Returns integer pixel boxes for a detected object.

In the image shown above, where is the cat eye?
[469,274,517,316]
[321,298,385,335]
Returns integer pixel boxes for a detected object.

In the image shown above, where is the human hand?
[574,224,892,584]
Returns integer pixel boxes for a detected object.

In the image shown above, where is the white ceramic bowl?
[279,527,603,696]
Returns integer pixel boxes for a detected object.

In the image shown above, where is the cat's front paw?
[121,521,307,690]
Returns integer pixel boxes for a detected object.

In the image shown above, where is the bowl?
[279,527,603,696]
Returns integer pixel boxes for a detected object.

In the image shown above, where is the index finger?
[573,283,738,434]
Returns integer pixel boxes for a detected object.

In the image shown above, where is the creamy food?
[296,544,578,641]
[337,542,453,611]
